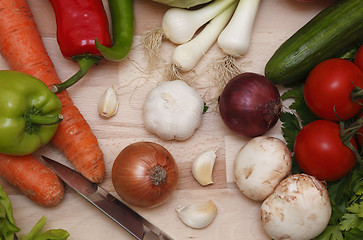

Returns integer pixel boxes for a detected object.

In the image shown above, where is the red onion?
[218,72,282,138]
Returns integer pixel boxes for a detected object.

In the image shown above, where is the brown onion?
[112,141,178,208]
[219,72,282,138]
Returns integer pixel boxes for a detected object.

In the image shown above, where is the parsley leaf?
[280,112,300,152]
[314,226,343,240]
[340,213,360,231]
[315,168,363,239]
[281,83,319,126]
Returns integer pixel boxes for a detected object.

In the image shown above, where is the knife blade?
[41,155,174,240]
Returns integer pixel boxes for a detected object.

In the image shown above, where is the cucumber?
[265,0,363,85]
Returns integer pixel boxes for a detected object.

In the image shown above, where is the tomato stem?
[340,117,363,167]
[350,81,363,105]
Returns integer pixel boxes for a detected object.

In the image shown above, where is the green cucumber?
[265,0,363,85]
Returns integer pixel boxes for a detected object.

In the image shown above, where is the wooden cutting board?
[0,0,336,239]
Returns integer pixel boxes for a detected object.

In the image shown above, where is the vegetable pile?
[262,0,363,237]
[0,0,363,239]
[219,0,363,239]
[279,54,363,239]
[0,0,107,211]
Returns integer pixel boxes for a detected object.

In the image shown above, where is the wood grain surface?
[0,0,336,239]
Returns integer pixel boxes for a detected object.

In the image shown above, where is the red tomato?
[294,120,357,182]
[304,58,363,121]
[354,45,363,72]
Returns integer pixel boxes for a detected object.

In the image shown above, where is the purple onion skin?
[219,72,282,138]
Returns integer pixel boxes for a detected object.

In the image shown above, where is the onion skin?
[112,141,178,208]
[218,72,281,138]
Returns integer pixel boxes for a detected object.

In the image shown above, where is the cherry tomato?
[354,45,363,72]
[304,58,363,121]
[294,120,357,182]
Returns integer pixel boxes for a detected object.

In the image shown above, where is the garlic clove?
[98,86,118,118]
[176,200,217,229]
[192,149,217,186]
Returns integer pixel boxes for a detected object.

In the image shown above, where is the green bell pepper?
[0,70,62,156]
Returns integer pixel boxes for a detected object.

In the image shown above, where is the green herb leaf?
[0,185,20,240]
[346,202,363,216]
[314,225,343,240]
[280,111,300,152]
[343,227,363,240]
[18,216,69,240]
[281,83,318,126]
[340,213,360,231]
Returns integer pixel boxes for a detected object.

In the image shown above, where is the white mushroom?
[143,80,204,141]
[234,136,292,201]
[261,174,332,240]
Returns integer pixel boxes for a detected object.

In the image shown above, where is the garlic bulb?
[98,86,118,118]
[192,149,217,186]
[176,200,217,229]
[143,80,204,141]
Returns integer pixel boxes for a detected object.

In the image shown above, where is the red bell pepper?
[49,0,112,93]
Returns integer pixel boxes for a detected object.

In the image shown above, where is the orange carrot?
[0,0,105,183]
[0,154,65,207]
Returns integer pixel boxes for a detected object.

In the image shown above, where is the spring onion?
[215,0,261,84]
[141,0,236,67]
[166,1,238,78]
[162,0,235,44]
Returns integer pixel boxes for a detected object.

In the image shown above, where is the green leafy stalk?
[18,217,69,240]
[0,185,70,240]
[0,185,20,240]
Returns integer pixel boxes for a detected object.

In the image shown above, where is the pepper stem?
[29,114,63,125]
[52,54,102,93]
[24,107,63,134]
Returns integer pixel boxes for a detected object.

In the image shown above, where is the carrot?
[0,154,64,207]
[0,0,105,183]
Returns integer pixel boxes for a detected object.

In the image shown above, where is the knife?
[41,155,174,240]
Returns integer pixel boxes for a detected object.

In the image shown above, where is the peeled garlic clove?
[98,86,118,118]
[192,149,217,186]
[176,200,217,229]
